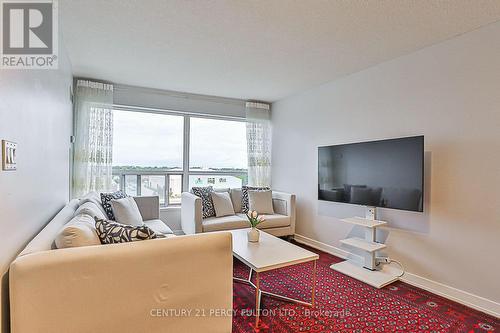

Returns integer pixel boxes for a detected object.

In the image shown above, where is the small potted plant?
[246,210,265,242]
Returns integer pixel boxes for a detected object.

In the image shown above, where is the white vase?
[247,228,260,243]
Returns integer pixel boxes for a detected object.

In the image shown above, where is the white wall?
[0,48,73,331]
[272,21,500,312]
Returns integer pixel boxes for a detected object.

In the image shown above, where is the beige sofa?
[9,194,233,333]
[181,188,296,237]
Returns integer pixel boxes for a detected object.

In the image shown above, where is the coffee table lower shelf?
[233,261,317,328]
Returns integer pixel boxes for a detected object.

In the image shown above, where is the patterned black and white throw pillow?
[241,186,271,213]
[191,186,216,218]
[94,218,161,244]
[100,191,127,220]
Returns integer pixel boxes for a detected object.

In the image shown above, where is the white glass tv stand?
[330,209,399,288]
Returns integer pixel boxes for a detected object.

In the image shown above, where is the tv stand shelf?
[341,217,387,228]
[331,261,398,289]
[331,215,398,288]
[340,237,386,252]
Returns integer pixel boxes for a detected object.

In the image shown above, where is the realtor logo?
[1,0,58,69]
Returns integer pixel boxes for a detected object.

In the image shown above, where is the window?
[113,110,183,170]
[112,110,184,205]
[111,175,121,192]
[168,175,182,204]
[188,117,247,190]
[141,175,166,204]
[189,117,247,171]
[124,175,138,196]
[112,110,248,206]
[188,174,246,189]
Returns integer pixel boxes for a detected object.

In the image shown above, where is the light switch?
[2,140,17,171]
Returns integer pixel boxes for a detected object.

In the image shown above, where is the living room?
[0,1,499,332]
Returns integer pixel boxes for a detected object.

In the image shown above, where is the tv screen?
[318,136,424,212]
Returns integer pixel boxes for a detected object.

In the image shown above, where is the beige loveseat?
[181,188,296,237]
[9,193,233,333]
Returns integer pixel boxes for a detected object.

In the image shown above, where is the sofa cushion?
[202,215,248,232]
[230,188,243,213]
[272,197,288,216]
[111,196,144,226]
[241,186,270,213]
[75,202,107,220]
[100,191,127,220]
[143,219,173,235]
[248,190,274,215]
[192,186,216,218]
[79,191,107,217]
[95,218,160,244]
[236,213,290,229]
[211,192,235,217]
[55,214,101,249]
[133,196,160,220]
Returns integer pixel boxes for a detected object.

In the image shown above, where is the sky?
[112,110,248,169]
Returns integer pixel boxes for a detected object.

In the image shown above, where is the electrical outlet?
[376,257,390,265]
[365,206,376,220]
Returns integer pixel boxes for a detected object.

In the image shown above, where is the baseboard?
[401,272,500,318]
[294,234,352,260]
[293,233,500,318]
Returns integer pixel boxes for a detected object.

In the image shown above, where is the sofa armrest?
[272,191,296,232]
[181,192,203,234]
[10,233,233,333]
[134,196,160,220]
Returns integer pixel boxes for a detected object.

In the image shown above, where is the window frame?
[111,105,248,207]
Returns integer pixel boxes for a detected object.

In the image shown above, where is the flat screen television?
[318,136,424,212]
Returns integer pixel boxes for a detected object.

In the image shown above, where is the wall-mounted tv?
[318,136,424,212]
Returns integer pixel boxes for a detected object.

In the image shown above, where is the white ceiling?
[60,0,500,102]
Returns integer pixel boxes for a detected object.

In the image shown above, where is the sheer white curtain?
[72,80,114,198]
[246,102,272,187]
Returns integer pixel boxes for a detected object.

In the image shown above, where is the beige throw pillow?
[79,191,108,217]
[248,190,274,215]
[55,214,101,249]
[111,196,144,226]
[75,201,107,220]
[211,192,236,217]
[230,188,243,213]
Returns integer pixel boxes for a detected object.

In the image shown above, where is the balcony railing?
[112,170,247,207]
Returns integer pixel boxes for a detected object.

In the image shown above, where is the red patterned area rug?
[232,243,498,333]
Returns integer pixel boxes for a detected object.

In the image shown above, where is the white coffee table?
[229,228,319,328]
